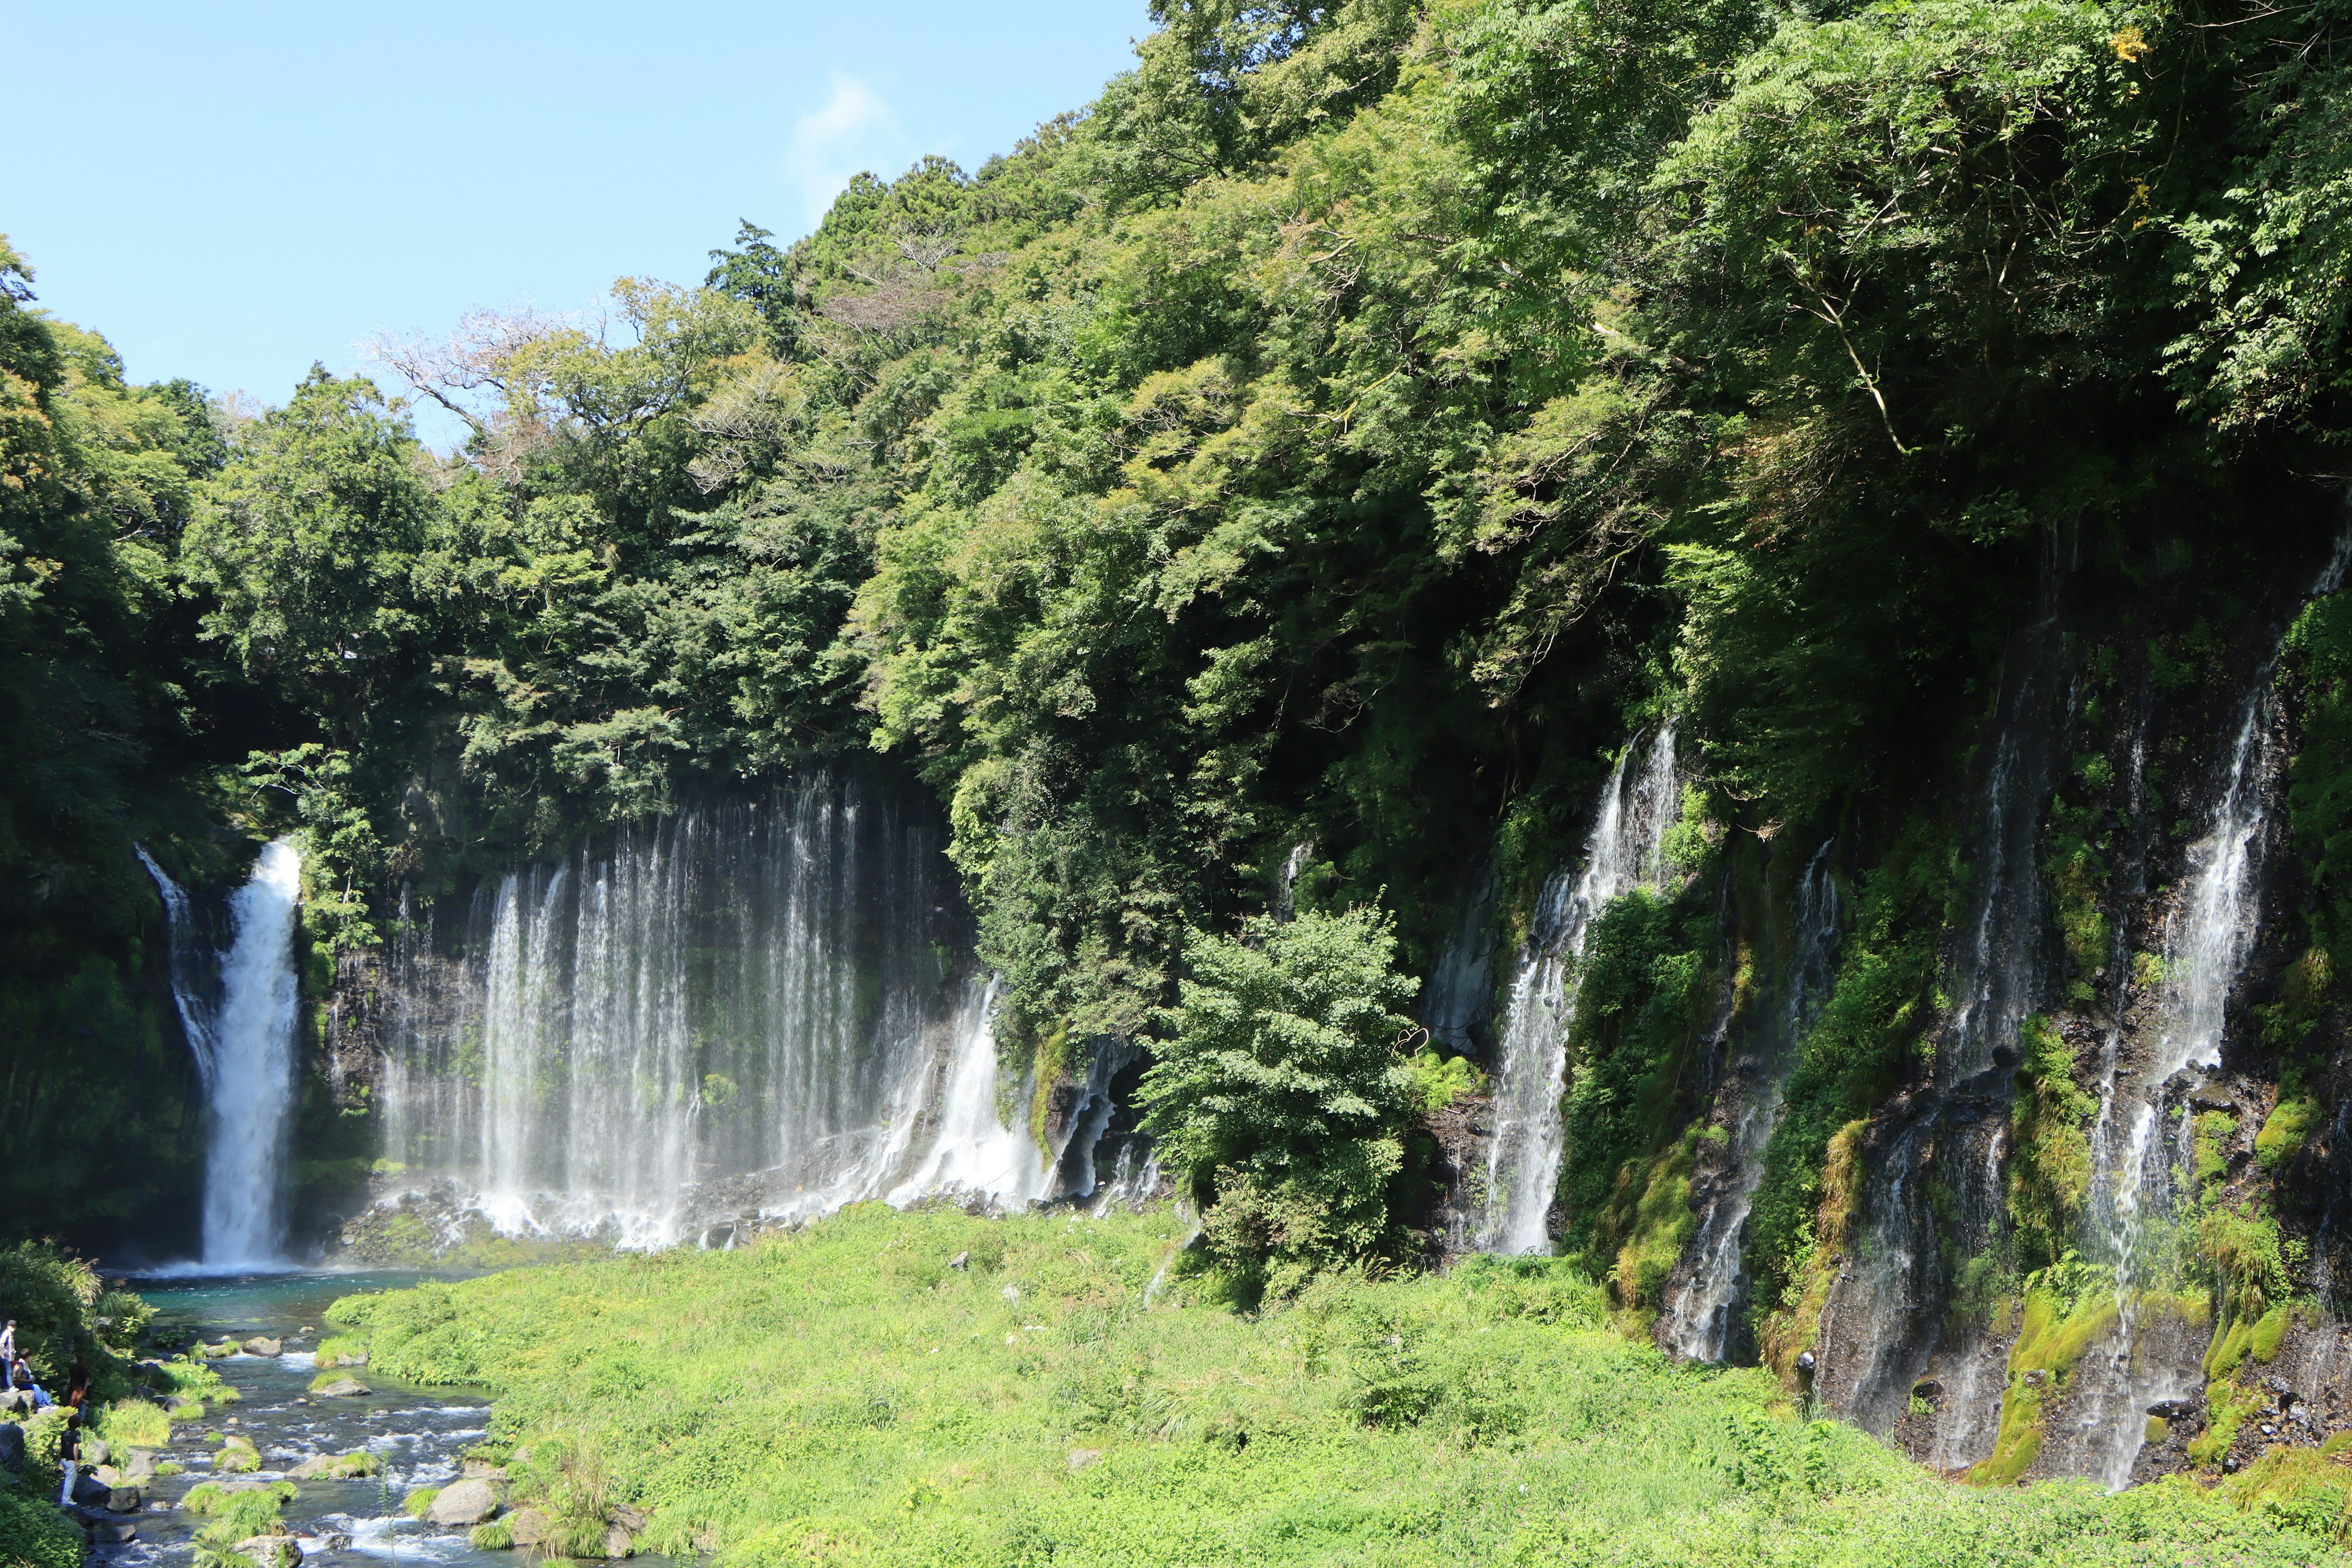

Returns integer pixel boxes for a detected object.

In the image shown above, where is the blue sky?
[3,0,1149,435]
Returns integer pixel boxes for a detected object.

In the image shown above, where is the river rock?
[504,1509,549,1547]
[0,1391,33,1415]
[285,1455,336,1480]
[314,1378,372,1398]
[88,1521,137,1545]
[103,1486,143,1513]
[610,1506,648,1534]
[121,1450,160,1482]
[425,1478,500,1527]
[243,1338,283,1358]
[460,1458,507,1480]
[83,1438,111,1465]
[233,1534,301,1568]
[0,1422,23,1474]
[161,1393,195,1412]
[332,1351,369,1368]
[71,1472,111,1505]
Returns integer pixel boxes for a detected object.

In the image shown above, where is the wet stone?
[426,1477,501,1526]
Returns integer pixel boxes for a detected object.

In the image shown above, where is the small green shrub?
[404,1486,443,1520]
[93,1399,170,1450]
[470,1522,514,1550]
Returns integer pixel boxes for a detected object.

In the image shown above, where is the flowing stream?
[88,1270,602,1568]
[1663,839,1839,1361]
[377,778,1052,1249]
[141,840,306,1270]
[1477,726,1680,1254]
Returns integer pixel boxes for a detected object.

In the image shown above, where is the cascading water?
[1815,609,2069,1447]
[140,839,305,1268]
[1664,839,1840,1361]
[2056,532,2352,1486]
[1477,725,1680,1254]
[377,778,1052,1249]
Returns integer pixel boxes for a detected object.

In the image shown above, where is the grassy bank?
[327,1205,2343,1567]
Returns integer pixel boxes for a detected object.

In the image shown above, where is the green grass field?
[326,1204,2347,1567]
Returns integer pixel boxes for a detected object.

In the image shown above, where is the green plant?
[1140,907,1420,1286]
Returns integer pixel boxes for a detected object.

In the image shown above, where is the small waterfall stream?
[379,778,1052,1248]
[1477,726,1680,1254]
[1664,839,1840,1361]
[1815,609,2070,1447]
[2057,532,2352,1485]
[140,839,306,1268]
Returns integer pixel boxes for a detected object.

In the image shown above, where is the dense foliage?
[1141,907,1420,1288]
[12,0,2352,1440]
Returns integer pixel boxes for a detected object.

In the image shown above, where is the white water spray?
[1478,725,1680,1254]
[380,782,1052,1246]
[139,838,304,1268]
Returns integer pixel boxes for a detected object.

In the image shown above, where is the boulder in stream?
[242,1338,283,1358]
[233,1535,301,1568]
[312,1378,372,1398]
[425,1477,500,1526]
[504,1507,549,1547]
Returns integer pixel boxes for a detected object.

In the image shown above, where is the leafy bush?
[1141,907,1419,1285]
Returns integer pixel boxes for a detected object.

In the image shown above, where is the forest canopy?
[10,0,2352,1061]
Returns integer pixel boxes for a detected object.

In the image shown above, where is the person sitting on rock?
[10,1357,51,1411]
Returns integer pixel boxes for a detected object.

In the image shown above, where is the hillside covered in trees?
[18,0,2352,1533]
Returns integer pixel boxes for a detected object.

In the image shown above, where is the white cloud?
[785,75,911,230]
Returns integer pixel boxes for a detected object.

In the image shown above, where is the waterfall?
[2058,530,2352,1487]
[139,839,305,1268]
[1477,725,1680,1254]
[1815,611,2069,1446]
[379,778,1052,1248]
[1664,839,1839,1361]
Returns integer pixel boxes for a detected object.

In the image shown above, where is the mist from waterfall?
[378,777,1051,1248]
[1477,725,1681,1255]
[140,838,305,1269]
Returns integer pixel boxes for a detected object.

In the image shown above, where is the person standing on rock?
[0,1321,18,1368]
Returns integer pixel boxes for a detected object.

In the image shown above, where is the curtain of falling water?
[379,777,1048,1247]
[1477,725,1682,1254]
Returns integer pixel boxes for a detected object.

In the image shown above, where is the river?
[96,1271,562,1568]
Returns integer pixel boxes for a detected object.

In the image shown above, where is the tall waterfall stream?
[1477,726,1681,1254]
[142,839,306,1270]
[1662,840,1841,1362]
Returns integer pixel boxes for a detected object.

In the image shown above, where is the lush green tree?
[1141,906,1419,1286]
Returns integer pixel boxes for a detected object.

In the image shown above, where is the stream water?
[92,1272,578,1568]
